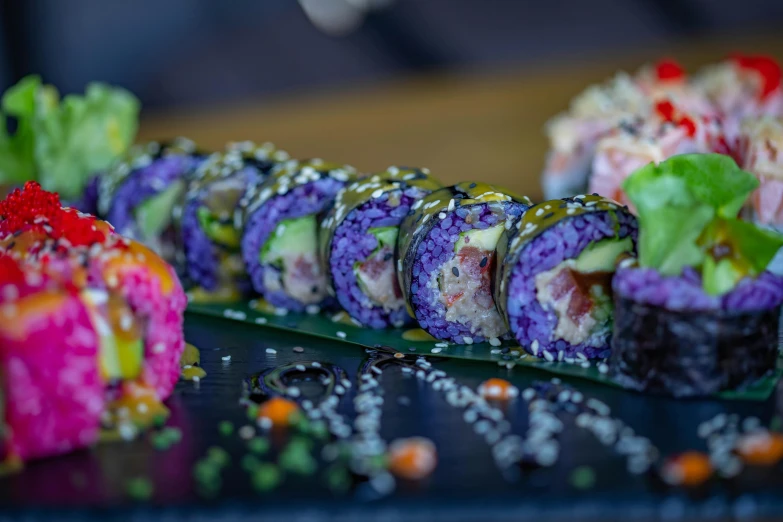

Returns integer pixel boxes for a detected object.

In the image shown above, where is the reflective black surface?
[1,314,783,521]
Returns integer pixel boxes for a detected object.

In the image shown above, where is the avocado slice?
[454,225,505,252]
[574,237,634,272]
[369,226,398,250]
[197,207,241,249]
[135,180,185,240]
[260,215,318,265]
[81,290,144,382]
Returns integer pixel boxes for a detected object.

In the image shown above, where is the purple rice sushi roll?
[176,142,289,301]
[320,167,442,328]
[241,159,358,312]
[609,153,783,397]
[495,195,637,361]
[97,138,204,264]
[397,182,532,344]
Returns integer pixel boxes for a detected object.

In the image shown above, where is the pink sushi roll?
[694,55,783,143]
[0,254,105,461]
[589,100,729,209]
[740,117,783,227]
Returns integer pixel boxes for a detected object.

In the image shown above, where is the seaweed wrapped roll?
[241,159,357,312]
[97,138,204,263]
[397,183,532,344]
[610,154,783,397]
[320,167,441,328]
[177,141,289,300]
[495,195,637,361]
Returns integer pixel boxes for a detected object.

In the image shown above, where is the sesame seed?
[431,347,442,354]
[463,336,473,345]
[489,337,501,347]
[265,348,277,354]
[255,317,268,325]
[336,331,347,339]
[543,351,554,362]
[222,355,231,361]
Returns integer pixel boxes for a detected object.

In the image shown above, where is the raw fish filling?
[534,261,612,345]
[433,245,505,340]
[356,243,404,312]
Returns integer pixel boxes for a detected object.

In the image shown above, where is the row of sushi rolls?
[1,55,783,468]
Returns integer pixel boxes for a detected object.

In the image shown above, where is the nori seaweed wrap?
[320,166,442,328]
[176,141,289,300]
[495,195,637,361]
[397,182,532,344]
[240,159,357,312]
[97,138,205,264]
[611,265,783,397]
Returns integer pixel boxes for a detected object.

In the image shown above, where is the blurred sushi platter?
[3,56,783,520]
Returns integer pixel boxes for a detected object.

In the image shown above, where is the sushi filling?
[260,215,326,305]
[534,237,633,345]
[431,225,506,339]
[354,227,404,311]
[133,179,185,260]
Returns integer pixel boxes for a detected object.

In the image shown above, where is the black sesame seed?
[452,267,460,277]
[544,212,554,219]
[384,253,393,261]
[591,193,599,197]
[559,203,567,208]
[7,241,14,249]
[311,286,319,294]
[469,183,477,189]
[479,257,488,268]
[12,230,21,237]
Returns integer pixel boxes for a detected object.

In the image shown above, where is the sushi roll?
[397,182,532,344]
[542,72,648,200]
[320,166,441,328]
[694,55,783,141]
[241,159,357,312]
[0,253,105,462]
[589,100,729,209]
[609,154,783,397]
[1,182,186,403]
[495,195,637,361]
[97,138,204,264]
[739,117,783,229]
[176,141,289,300]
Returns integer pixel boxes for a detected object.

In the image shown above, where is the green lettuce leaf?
[623,153,782,293]
[0,75,140,199]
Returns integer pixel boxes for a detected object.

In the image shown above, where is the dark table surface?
[1,313,782,522]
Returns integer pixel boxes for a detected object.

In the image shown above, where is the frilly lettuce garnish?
[623,153,783,295]
[0,75,139,199]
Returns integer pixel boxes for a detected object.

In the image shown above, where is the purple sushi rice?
[506,210,637,360]
[329,189,417,328]
[410,201,525,344]
[242,177,345,311]
[613,266,783,311]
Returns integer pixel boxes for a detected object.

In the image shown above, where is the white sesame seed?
[435,342,449,348]
[463,336,473,345]
[531,340,539,355]
[152,342,166,354]
[489,337,501,347]
[431,347,442,353]
[255,317,268,325]
[598,363,609,374]
[543,351,555,362]
[336,331,347,339]
[222,355,231,361]
[265,348,277,354]
[535,208,544,216]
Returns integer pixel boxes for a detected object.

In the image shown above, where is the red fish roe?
[655,59,685,81]
[478,378,519,401]
[654,100,697,137]
[735,431,783,466]
[660,451,712,487]
[388,437,437,480]
[733,55,782,99]
[0,182,110,248]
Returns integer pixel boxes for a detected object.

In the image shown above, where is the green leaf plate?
[186,300,781,401]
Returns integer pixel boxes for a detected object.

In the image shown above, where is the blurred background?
[2,0,783,196]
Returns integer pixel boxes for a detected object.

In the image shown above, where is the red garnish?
[655,59,685,81]
[0,182,109,248]
[733,54,782,99]
[654,99,697,137]
[0,253,27,291]
[446,291,464,307]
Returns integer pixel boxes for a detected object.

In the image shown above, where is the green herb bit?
[126,477,154,501]
[324,465,351,493]
[770,415,783,432]
[218,421,234,436]
[246,404,259,421]
[252,464,281,492]
[206,446,230,467]
[247,437,270,455]
[570,466,596,490]
[279,441,318,476]
[309,420,330,440]
[242,454,262,472]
